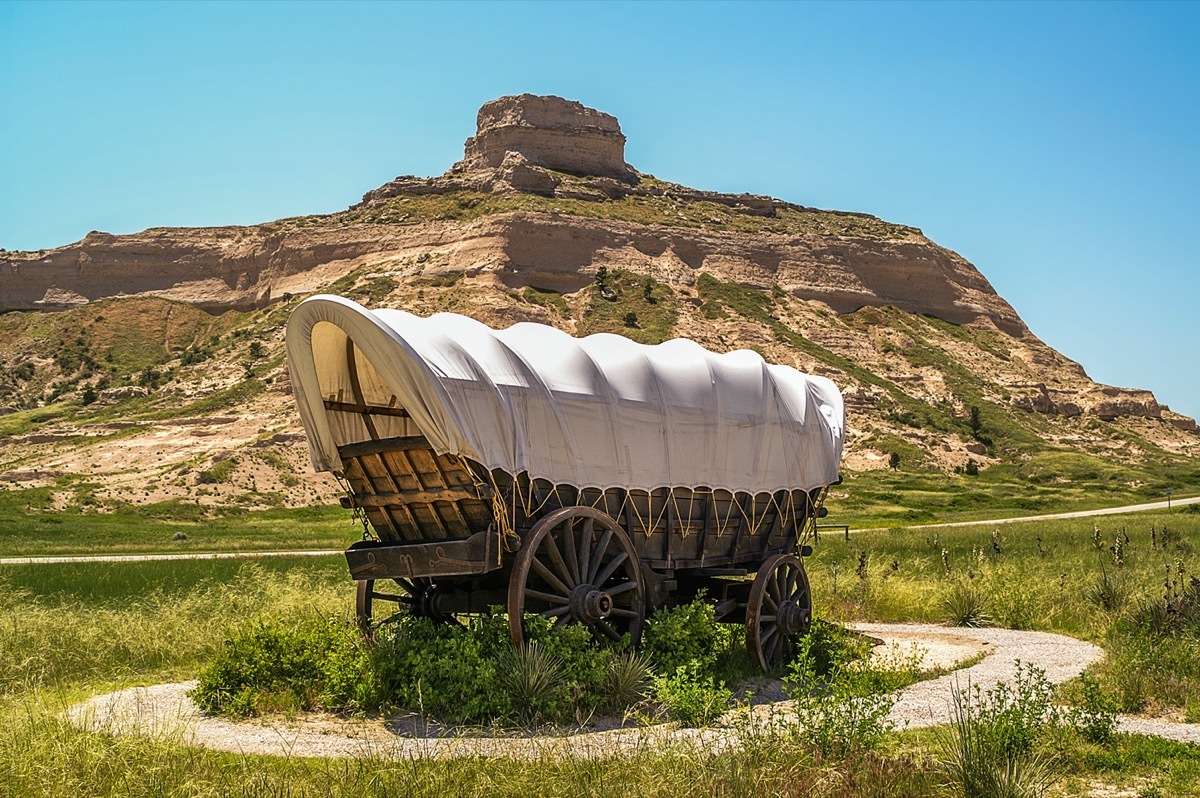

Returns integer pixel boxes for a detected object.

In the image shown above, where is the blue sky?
[2,1,1197,420]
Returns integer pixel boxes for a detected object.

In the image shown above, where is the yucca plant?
[603,650,653,711]
[499,641,568,725]
[1084,566,1128,613]
[940,579,993,628]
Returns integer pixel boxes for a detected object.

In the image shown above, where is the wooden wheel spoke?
[594,619,622,641]
[587,528,612,583]
[543,531,576,587]
[531,556,572,596]
[578,518,594,586]
[606,580,639,597]
[393,578,418,594]
[563,521,581,585]
[609,607,639,619]
[767,576,782,605]
[747,553,810,673]
[525,588,570,605]
[369,591,406,602]
[766,631,782,664]
[541,605,571,618]
[592,551,629,587]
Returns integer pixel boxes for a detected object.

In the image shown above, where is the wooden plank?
[344,340,380,440]
[339,436,433,460]
[323,400,411,418]
[728,493,747,557]
[761,493,782,556]
[353,487,481,507]
[370,452,423,541]
[380,449,420,492]
[397,448,450,540]
[425,452,473,534]
[663,490,673,568]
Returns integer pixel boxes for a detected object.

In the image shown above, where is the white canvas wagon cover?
[286,294,844,495]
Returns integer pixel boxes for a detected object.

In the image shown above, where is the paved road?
[908,495,1200,530]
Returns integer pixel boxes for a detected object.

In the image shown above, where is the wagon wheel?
[746,553,812,673]
[355,577,450,634]
[508,506,646,648]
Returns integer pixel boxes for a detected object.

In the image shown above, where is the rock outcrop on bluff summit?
[458,94,635,180]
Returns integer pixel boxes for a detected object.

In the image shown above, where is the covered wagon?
[286,294,844,671]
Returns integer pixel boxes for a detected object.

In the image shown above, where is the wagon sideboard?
[338,433,826,580]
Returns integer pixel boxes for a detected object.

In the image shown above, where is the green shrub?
[1069,672,1119,746]
[371,614,510,724]
[652,661,732,727]
[800,619,873,677]
[942,689,1055,798]
[784,632,897,756]
[191,615,366,718]
[939,661,1076,796]
[641,596,725,674]
[197,457,237,485]
[372,611,624,725]
[521,286,569,316]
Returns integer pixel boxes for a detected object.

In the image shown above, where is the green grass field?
[0,489,354,556]
[1,506,1199,796]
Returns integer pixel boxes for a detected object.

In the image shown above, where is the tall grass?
[0,561,347,695]
[814,511,1200,715]
[0,704,949,798]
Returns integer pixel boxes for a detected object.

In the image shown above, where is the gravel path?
[66,624,1200,759]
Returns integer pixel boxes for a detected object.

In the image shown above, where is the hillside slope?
[1,95,1196,526]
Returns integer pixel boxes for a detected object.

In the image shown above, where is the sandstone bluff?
[0,95,1196,511]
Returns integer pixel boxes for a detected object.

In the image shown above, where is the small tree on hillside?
[888,451,901,471]
[968,406,983,440]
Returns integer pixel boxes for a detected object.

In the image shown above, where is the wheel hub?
[776,600,811,637]
[411,584,451,621]
[570,584,613,622]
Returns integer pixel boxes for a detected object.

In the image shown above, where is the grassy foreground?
[1,512,1200,796]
